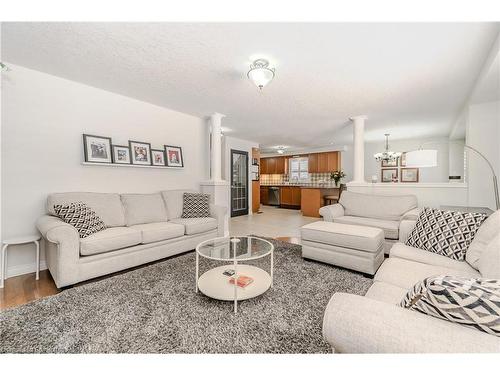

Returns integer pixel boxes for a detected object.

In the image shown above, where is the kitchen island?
[260,184,341,217]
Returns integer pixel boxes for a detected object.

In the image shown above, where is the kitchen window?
[289,157,309,181]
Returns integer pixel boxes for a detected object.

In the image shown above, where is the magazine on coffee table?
[229,275,254,288]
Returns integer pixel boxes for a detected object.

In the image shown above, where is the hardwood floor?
[0,270,59,311]
[275,236,301,245]
[0,236,301,311]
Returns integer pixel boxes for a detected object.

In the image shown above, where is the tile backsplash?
[261,173,332,185]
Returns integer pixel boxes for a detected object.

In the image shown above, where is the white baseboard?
[6,261,48,279]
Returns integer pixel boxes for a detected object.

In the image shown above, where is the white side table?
[1,235,41,288]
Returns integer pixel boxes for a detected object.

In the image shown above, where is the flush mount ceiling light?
[276,146,286,154]
[247,59,275,90]
[374,134,401,162]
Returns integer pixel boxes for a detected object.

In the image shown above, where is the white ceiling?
[2,22,499,153]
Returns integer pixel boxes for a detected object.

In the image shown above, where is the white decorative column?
[350,115,367,184]
[200,112,230,236]
[210,112,224,181]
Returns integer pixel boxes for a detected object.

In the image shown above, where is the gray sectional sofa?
[36,190,226,288]
[322,209,500,353]
[319,191,419,253]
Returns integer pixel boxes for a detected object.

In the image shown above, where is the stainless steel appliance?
[268,187,280,206]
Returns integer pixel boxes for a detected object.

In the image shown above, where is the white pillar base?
[200,180,230,237]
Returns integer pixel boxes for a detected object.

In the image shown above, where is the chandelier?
[247,59,275,90]
[374,134,401,162]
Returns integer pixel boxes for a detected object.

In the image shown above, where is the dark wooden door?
[231,149,249,217]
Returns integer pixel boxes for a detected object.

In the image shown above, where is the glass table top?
[196,236,274,261]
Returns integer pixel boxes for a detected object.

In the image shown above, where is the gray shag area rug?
[0,238,372,353]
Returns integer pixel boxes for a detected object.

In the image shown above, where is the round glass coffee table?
[195,236,274,313]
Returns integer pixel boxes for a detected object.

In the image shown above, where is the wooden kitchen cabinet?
[260,187,269,205]
[267,157,276,174]
[318,153,328,172]
[280,187,292,205]
[291,187,301,206]
[307,152,340,173]
[284,156,291,174]
[308,153,318,173]
[261,153,340,175]
[260,158,268,174]
[280,186,301,208]
[275,157,285,174]
[327,152,339,172]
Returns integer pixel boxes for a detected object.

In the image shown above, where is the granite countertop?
[260,183,340,189]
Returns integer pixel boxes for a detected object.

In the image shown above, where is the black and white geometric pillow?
[400,276,500,337]
[181,192,211,218]
[405,207,487,261]
[53,201,106,238]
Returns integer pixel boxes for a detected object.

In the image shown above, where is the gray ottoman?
[301,221,384,275]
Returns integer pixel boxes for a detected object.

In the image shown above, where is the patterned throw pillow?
[181,192,211,218]
[54,201,106,238]
[405,207,487,261]
[400,276,500,337]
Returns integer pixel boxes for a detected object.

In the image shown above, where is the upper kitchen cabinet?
[275,157,285,174]
[318,153,328,172]
[308,153,319,173]
[267,157,276,174]
[260,157,268,174]
[307,151,341,173]
[261,153,339,174]
[327,152,340,172]
[260,156,286,174]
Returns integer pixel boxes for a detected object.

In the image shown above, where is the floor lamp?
[405,144,499,210]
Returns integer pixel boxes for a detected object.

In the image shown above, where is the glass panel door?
[231,149,249,217]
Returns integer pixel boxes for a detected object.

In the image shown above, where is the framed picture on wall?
[112,145,131,164]
[129,140,152,165]
[83,134,112,163]
[381,158,398,167]
[400,152,407,167]
[164,145,184,167]
[151,149,166,166]
[401,168,419,182]
[381,168,398,182]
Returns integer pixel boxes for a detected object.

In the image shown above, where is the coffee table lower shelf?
[197,265,271,301]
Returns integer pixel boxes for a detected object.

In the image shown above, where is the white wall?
[461,31,500,211]
[342,137,454,183]
[467,100,500,210]
[222,136,259,215]
[449,142,465,182]
[1,64,209,277]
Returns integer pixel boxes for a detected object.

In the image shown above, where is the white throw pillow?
[466,210,500,270]
[121,193,168,226]
[478,233,500,279]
